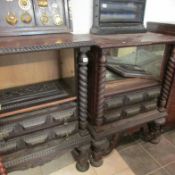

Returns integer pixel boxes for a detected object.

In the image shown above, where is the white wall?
[70,0,175,34]
[70,0,93,34]
[144,0,175,26]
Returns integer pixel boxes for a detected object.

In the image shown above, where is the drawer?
[105,97,123,110]
[0,103,77,141]
[0,141,17,154]
[123,106,141,117]
[145,88,161,99]
[142,101,157,112]
[104,109,122,123]
[125,92,144,104]
[0,121,78,155]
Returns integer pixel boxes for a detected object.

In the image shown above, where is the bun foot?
[76,162,89,172]
[90,156,103,167]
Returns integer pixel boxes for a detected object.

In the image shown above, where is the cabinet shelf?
[0,78,76,118]
[105,70,160,96]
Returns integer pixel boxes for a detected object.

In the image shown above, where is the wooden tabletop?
[92,32,175,48]
[0,33,94,54]
[0,32,175,54]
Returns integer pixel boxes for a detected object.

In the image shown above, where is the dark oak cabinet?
[0,34,92,173]
[0,28,175,174]
[88,32,175,166]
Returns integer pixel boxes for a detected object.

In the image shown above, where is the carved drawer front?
[105,86,161,110]
[105,97,123,110]
[123,106,141,118]
[145,88,161,99]
[0,103,77,141]
[104,109,122,123]
[0,121,78,155]
[142,101,157,112]
[125,92,144,105]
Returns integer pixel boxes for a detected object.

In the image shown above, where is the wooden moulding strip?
[89,110,167,139]
[0,97,77,119]
[105,78,160,96]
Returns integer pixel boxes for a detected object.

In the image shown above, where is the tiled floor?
[9,150,135,175]
[8,129,175,175]
[118,130,175,175]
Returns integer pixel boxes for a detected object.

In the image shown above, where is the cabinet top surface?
[91,32,175,48]
[0,33,94,54]
[0,32,175,54]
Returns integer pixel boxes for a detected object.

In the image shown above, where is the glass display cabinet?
[88,32,175,167]
[105,45,165,123]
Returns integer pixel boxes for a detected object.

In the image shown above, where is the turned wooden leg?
[141,117,166,144]
[151,117,166,144]
[72,144,90,172]
[90,138,110,167]
[0,159,7,175]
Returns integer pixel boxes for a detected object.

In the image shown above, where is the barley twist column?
[95,49,107,126]
[159,46,175,111]
[78,47,89,135]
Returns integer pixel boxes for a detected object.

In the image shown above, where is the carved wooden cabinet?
[0,34,93,173]
[88,33,175,166]
[1,31,175,174]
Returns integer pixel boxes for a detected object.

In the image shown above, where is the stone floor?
[8,129,175,175]
[118,130,175,175]
[9,150,135,175]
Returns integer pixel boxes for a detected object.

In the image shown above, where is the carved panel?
[0,80,69,112]
[0,102,76,141]
[0,121,78,155]
[3,133,91,172]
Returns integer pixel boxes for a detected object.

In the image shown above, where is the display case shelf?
[0,78,73,112]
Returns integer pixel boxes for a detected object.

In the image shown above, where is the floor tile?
[164,130,175,145]
[93,150,129,175]
[49,163,96,175]
[9,167,42,175]
[141,136,175,166]
[114,168,135,175]
[40,151,75,175]
[119,144,160,175]
[164,161,175,175]
[117,140,140,152]
[148,168,169,175]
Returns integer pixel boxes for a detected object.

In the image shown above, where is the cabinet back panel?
[0,51,60,90]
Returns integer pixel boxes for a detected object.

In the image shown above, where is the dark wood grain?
[147,22,175,35]
[92,32,175,48]
[0,97,77,119]
[89,110,167,139]
[105,78,160,97]
[1,33,175,54]
[0,34,94,55]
